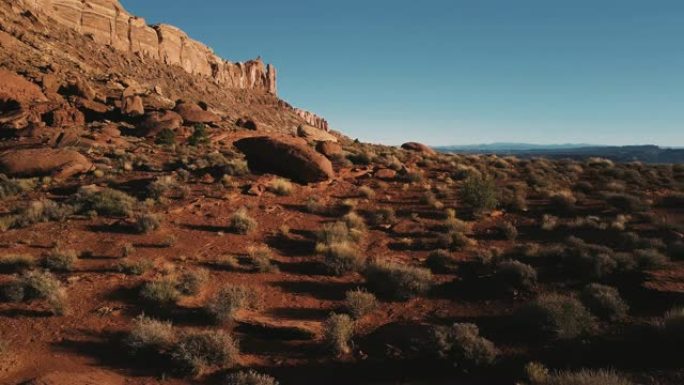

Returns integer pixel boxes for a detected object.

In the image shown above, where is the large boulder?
[173,101,219,124]
[121,95,144,116]
[44,105,86,127]
[0,69,47,129]
[138,110,183,137]
[297,124,337,142]
[401,142,436,155]
[0,148,93,179]
[234,136,334,184]
[316,141,343,158]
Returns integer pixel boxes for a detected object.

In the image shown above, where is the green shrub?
[0,254,35,273]
[324,313,355,355]
[459,175,498,214]
[498,221,518,241]
[545,369,633,385]
[155,128,176,146]
[9,199,74,228]
[140,278,180,308]
[344,289,378,319]
[267,178,293,196]
[229,207,257,234]
[363,260,432,301]
[188,123,210,146]
[246,246,279,273]
[18,271,69,315]
[75,187,136,217]
[581,284,629,321]
[425,249,459,273]
[171,330,239,375]
[176,269,209,295]
[517,294,596,340]
[43,248,78,272]
[124,315,175,353]
[0,174,35,199]
[226,371,279,385]
[434,323,498,370]
[205,285,260,324]
[495,260,537,290]
[116,258,154,276]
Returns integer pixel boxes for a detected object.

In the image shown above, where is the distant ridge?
[435,144,684,164]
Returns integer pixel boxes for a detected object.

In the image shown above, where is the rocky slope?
[0,0,329,132]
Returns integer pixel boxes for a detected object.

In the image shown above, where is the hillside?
[1,1,684,385]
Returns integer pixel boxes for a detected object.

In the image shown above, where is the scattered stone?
[375,168,397,180]
[173,101,219,124]
[236,117,258,130]
[316,141,343,158]
[121,95,144,116]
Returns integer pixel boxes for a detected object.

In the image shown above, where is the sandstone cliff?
[21,0,278,95]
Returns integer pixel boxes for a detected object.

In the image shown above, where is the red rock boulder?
[0,148,93,179]
[234,136,334,184]
[401,142,436,155]
[173,101,219,124]
[316,141,343,158]
[138,110,183,137]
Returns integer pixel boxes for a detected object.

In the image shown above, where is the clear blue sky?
[121,0,684,146]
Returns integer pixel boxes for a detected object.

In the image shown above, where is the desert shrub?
[342,212,367,235]
[444,209,470,232]
[9,199,74,229]
[363,260,432,301]
[229,207,257,234]
[177,269,209,295]
[634,249,668,269]
[205,285,260,324]
[495,260,537,290]
[133,212,162,234]
[499,186,528,212]
[545,369,633,385]
[439,230,476,251]
[124,315,175,354]
[344,289,378,319]
[43,248,78,272]
[359,186,375,199]
[459,175,498,214]
[0,174,35,199]
[304,196,329,215]
[171,330,239,375]
[155,128,176,146]
[18,271,68,315]
[369,207,396,226]
[541,214,559,231]
[433,323,498,370]
[525,361,551,384]
[267,178,293,196]
[117,258,154,276]
[497,221,518,241]
[549,190,577,213]
[147,176,186,200]
[74,187,136,217]
[324,313,355,355]
[661,306,684,341]
[246,246,279,273]
[221,158,250,176]
[517,294,595,340]
[425,249,459,273]
[140,278,180,308]
[604,192,649,212]
[188,123,210,146]
[0,254,35,273]
[320,242,364,276]
[226,371,279,385]
[422,191,444,210]
[581,284,629,321]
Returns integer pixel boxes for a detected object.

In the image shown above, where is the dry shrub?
[363,260,432,301]
[324,313,355,355]
[433,323,498,370]
[205,285,260,324]
[344,289,378,319]
[516,294,596,340]
[229,207,257,234]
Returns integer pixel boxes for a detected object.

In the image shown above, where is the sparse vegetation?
[226,371,279,385]
[434,323,498,370]
[229,207,258,234]
[363,260,432,300]
[43,247,78,272]
[117,258,154,276]
[495,260,537,290]
[324,313,355,355]
[516,294,596,340]
[267,178,294,196]
[140,278,181,309]
[459,175,498,214]
[124,315,175,354]
[246,246,279,273]
[0,254,35,273]
[581,283,629,321]
[74,187,136,217]
[171,329,239,375]
[344,289,378,319]
[205,285,260,324]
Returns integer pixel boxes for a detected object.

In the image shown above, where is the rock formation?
[22,0,277,94]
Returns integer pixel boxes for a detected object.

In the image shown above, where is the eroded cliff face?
[25,0,277,95]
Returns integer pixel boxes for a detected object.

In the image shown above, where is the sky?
[121,0,684,147]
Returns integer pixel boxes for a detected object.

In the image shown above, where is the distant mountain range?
[434,144,684,164]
